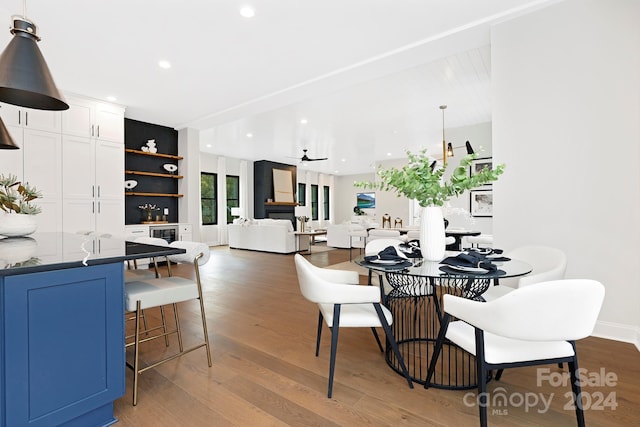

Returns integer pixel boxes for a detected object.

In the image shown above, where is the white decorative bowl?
[125,179,138,190]
[141,146,150,152]
[0,213,38,237]
[163,164,178,173]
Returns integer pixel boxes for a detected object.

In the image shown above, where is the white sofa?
[228,219,307,254]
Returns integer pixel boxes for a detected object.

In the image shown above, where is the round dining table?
[355,254,532,389]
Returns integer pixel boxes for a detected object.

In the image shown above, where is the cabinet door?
[62,135,95,199]
[23,108,61,132]
[62,198,96,234]
[95,103,124,143]
[0,103,60,132]
[0,102,21,126]
[95,140,124,200]
[96,198,124,236]
[61,97,94,137]
[2,264,124,427]
[23,129,62,232]
[0,125,23,179]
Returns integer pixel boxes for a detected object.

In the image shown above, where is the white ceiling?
[0,0,558,175]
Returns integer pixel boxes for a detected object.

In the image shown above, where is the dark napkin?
[364,246,406,263]
[462,247,511,262]
[441,251,498,272]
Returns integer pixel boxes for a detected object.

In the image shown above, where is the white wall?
[492,0,640,347]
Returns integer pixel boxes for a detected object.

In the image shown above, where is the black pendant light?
[0,2,68,111]
[0,116,19,149]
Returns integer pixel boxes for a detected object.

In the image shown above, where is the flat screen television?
[356,192,376,209]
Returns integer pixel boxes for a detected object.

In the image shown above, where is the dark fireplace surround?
[253,160,299,230]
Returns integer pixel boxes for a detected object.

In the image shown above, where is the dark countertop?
[0,232,185,277]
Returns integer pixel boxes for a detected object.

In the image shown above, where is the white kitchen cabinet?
[62,96,124,142]
[0,102,61,133]
[0,125,23,178]
[179,224,192,241]
[22,129,62,232]
[62,135,124,235]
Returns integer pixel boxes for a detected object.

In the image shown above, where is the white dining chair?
[294,254,413,398]
[482,245,567,301]
[426,279,605,427]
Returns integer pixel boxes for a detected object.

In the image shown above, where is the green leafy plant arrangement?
[355,150,505,207]
[0,174,42,215]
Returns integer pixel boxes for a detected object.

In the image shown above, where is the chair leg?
[160,305,170,347]
[370,327,384,352]
[315,311,323,357]
[327,304,341,398]
[173,303,184,353]
[373,303,413,389]
[475,329,488,427]
[196,294,213,367]
[132,300,142,406]
[568,355,586,427]
[495,368,504,381]
[425,313,450,388]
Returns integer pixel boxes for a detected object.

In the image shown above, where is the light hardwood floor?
[114,245,639,426]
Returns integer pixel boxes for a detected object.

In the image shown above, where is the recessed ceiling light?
[158,60,171,69]
[239,6,255,18]
[334,170,339,174]
[341,158,346,162]
[387,152,392,156]
[246,133,253,138]
[106,96,117,102]
[206,144,212,148]
[300,118,308,124]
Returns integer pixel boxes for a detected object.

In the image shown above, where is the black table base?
[384,272,491,389]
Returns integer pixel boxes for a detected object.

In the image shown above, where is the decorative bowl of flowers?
[0,174,42,237]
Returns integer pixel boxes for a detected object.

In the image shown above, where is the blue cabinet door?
[1,263,125,427]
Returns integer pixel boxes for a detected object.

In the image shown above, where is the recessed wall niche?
[124,118,180,224]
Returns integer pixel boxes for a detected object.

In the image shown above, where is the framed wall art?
[470,189,493,217]
[470,157,493,184]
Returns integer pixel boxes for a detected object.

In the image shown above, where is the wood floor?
[114,245,640,426]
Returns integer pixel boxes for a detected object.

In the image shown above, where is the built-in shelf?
[265,202,299,206]
[125,170,183,179]
[125,192,184,198]
[125,148,183,160]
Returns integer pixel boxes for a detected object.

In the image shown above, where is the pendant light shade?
[0,116,19,149]
[465,140,474,155]
[0,16,68,111]
[446,142,454,157]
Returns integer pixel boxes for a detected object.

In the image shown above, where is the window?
[226,175,239,224]
[298,183,306,206]
[311,184,318,220]
[201,172,217,225]
[323,185,330,220]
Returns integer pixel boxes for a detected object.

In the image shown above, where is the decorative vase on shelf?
[0,213,38,237]
[420,206,446,261]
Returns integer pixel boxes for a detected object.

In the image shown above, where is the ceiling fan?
[296,149,328,162]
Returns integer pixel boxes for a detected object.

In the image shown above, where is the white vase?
[419,206,446,261]
[0,213,38,237]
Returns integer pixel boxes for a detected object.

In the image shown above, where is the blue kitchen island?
[0,233,184,427]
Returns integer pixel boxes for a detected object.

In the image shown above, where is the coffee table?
[294,230,327,255]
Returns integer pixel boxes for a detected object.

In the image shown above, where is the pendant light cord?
[23,0,27,18]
